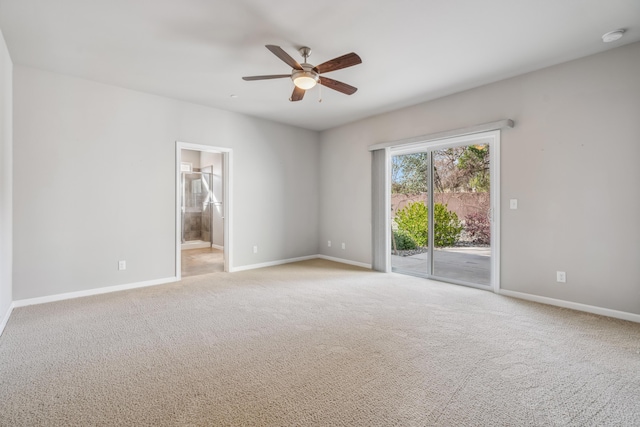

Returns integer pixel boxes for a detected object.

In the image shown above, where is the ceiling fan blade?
[319,77,357,95]
[315,52,362,74]
[266,45,302,70]
[242,74,291,81]
[290,86,305,102]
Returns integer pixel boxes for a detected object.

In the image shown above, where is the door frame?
[388,130,501,292]
[175,141,233,278]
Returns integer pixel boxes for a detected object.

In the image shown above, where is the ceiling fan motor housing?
[292,64,319,89]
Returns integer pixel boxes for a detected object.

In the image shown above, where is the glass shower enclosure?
[181,172,213,248]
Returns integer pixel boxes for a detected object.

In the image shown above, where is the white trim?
[229,254,373,273]
[176,142,233,278]
[211,244,224,250]
[390,131,496,156]
[317,255,372,269]
[0,303,15,336]
[369,119,514,151]
[490,130,501,293]
[223,151,232,272]
[12,277,178,308]
[384,148,392,272]
[6,267,636,329]
[5,254,371,315]
[229,255,319,272]
[181,241,211,250]
[498,289,640,324]
[175,144,182,278]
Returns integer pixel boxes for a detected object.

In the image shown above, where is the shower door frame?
[175,141,232,276]
[181,170,214,246]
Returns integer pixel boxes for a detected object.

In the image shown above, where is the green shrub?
[434,203,464,246]
[394,202,429,246]
[394,201,463,247]
[392,230,418,250]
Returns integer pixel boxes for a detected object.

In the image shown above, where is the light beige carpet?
[1,259,639,426]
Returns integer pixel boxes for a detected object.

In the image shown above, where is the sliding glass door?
[390,133,497,289]
[390,152,431,275]
[432,144,491,285]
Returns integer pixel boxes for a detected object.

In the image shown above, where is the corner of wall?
[0,26,14,335]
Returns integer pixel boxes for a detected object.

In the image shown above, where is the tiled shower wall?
[184,212,203,241]
[183,210,212,241]
[202,205,211,238]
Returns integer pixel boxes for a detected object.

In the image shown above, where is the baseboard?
[5,267,635,334]
[181,241,210,250]
[316,255,372,269]
[0,302,15,337]
[230,254,372,272]
[498,289,640,323]
[229,255,318,272]
[12,277,179,309]
[211,244,224,250]
[7,254,370,313]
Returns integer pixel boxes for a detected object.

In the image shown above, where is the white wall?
[319,42,640,315]
[13,66,319,300]
[0,27,13,329]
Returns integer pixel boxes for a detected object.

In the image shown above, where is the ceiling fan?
[242,45,362,102]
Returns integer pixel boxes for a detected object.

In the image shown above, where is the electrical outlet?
[328,240,331,247]
[253,245,258,254]
[556,271,566,283]
[341,242,346,250]
[118,260,126,270]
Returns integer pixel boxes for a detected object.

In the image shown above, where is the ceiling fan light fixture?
[292,70,319,90]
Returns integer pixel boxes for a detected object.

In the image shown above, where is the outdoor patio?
[391,246,491,285]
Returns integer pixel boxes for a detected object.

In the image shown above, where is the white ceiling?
[1,0,638,131]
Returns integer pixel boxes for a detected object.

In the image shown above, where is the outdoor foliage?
[392,230,418,251]
[394,202,428,246]
[392,145,490,194]
[465,211,491,245]
[433,203,464,246]
[394,202,463,247]
[457,145,490,192]
[391,153,429,194]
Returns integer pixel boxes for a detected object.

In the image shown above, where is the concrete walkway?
[391,247,491,285]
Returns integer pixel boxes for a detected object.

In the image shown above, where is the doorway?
[389,131,499,290]
[176,142,232,278]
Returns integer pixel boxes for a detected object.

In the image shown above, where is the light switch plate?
[510,199,518,209]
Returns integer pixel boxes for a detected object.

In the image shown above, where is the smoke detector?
[602,29,625,43]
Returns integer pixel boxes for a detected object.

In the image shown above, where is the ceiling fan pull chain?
[318,82,323,103]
